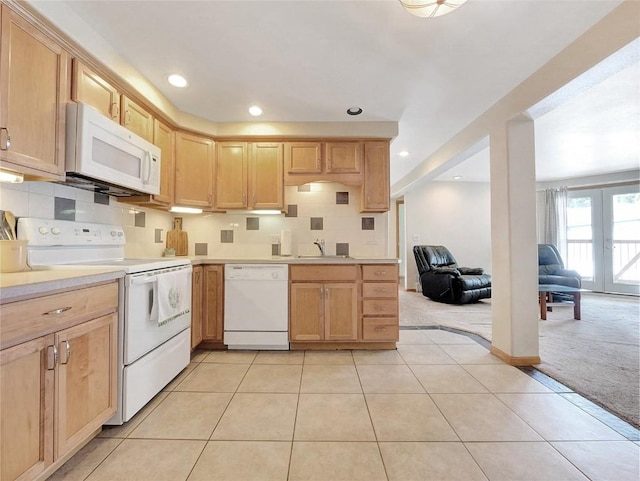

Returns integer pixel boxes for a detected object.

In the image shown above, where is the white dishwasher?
[224,264,289,350]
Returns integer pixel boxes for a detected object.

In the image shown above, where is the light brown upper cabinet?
[72,59,119,121]
[215,142,248,209]
[285,142,322,174]
[250,142,284,210]
[324,142,361,174]
[73,60,154,143]
[361,141,390,212]
[174,132,214,208]
[215,142,284,210]
[152,119,175,205]
[121,95,153,143]
[0,5,69,179]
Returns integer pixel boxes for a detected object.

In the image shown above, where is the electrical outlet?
[412,234,420,242]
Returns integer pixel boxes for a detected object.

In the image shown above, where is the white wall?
[404,181,492,290]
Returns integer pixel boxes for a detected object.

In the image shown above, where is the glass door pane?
[604,185,640,295]
[567,189,602,291]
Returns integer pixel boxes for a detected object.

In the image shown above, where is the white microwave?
[65,103,161,196]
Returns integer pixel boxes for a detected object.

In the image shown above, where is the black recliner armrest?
[432,267,461,276]
[459,267,484,275]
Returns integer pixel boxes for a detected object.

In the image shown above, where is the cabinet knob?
[0,128,10,150]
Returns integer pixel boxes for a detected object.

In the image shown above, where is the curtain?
[543,187,568,261]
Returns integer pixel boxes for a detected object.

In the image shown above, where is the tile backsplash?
[0,181,388,258]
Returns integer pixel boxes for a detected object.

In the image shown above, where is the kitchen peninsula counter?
[0,267,125,304]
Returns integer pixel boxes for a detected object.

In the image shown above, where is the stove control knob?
[51,227,60,235]
[117,231,123,237]
[271,272,278,279]
[39,226,49,235]
[111,231,117,237]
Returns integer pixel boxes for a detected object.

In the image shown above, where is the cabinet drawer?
[362,299,398,317]
[362,282,397,299]
[362,265,398,281]
[362,317,398,341]
[1,282,118,349]
[290,265,358,281]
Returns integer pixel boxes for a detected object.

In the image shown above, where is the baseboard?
[490,345,541,366]
[406,288,417,292]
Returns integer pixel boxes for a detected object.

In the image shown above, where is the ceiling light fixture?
[167,74,188,88]
[249,105,263,116]
[346,107,363,116]
[398,151,410,157]
[399,0,467,18]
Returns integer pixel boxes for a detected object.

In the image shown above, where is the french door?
[566,184,640,295]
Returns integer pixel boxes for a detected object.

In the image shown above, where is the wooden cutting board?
[166,217,188,256]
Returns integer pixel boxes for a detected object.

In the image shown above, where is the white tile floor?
[48,329,639,481]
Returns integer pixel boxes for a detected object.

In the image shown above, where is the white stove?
[18,217,192,425]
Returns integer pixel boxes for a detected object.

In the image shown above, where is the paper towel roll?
[280,229,292,256]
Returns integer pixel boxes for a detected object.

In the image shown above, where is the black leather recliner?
[538,244,581,288]
[413,245,492,304]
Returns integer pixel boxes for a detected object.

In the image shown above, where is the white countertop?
[0,257,398,304]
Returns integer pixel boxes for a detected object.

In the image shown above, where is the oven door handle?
[130,275,158,286]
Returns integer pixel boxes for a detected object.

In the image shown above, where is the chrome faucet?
[313,239,326,256]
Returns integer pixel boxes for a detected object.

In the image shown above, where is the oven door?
[124,265,192,364]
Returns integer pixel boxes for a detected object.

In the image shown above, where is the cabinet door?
[175,132,214,207]
[290,283,324,341]
[72,59,119,120]
[285,142,322,174]
[1,335,54,481]
[324,283,358,341]
[325,142,361,174]
[0,5,68,178]
[215,142,248,209]
[251,142,283,209]
[153,119,175,205]
[361,141,390,212]
[55,313,117,459]
[202,265,224,342]
[191,266,203,349]
[121,95,153,142]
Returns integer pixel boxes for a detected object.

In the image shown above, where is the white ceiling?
[34,0,636,186]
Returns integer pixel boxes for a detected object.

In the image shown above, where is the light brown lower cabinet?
[202,265,224,344]
[0,281,118,481]
[191,265,203,349]
[289,265,359,342]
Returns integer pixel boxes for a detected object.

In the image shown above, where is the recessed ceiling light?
[249,105,263,116]
[398,151,410,157]
[346,107,363,116]
[167,74,188,88]
[453,176,462,180]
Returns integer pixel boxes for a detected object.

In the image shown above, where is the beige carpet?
[399,289,640,428]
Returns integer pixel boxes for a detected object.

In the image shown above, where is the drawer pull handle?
[44,306,72,316]
[374,271,387,276]
[374,306,388,311]
[374,288,387,293]
[47,344,58,370]
[63,340,71,364]
[374,327,388,332]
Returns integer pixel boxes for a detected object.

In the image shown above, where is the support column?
[489,115,540,365]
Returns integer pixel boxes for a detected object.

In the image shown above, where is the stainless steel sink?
[296,255,352,259]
